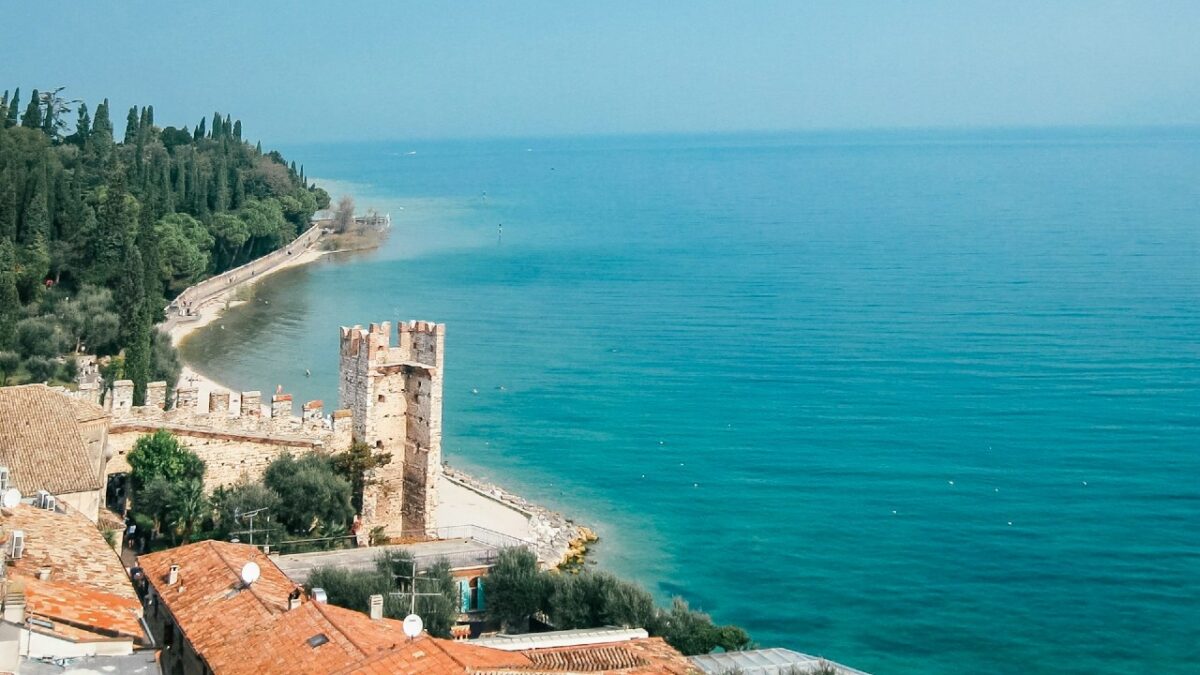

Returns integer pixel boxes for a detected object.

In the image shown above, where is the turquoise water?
[182,130,1200,674]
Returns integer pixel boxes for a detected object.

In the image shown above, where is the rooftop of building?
[142,540,695,674]
[1,503,145,643]
[690,647,870,675]
[18,650,160,675]
[274,525,531,583]
[0,383,105,495]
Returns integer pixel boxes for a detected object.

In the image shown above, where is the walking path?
[161,224,328,404]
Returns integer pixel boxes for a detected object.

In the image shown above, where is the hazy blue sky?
[5,1,1199,143]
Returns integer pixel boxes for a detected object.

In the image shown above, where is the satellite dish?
[1,489,21,509]
[240,561,261,586]
[402,614,423,638]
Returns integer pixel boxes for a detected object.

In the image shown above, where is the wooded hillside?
[0,87,330,402]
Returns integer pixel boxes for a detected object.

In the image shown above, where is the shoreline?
[162,225,592,567]
[164,241,329,407]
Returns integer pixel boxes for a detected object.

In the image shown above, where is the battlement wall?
[62,382,353,491]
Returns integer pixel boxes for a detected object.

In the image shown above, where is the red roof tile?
[1,504,143,642]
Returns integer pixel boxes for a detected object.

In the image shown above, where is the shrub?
[484,547,552,633]
[263,452,354,536]
[22,355,58,382]
[0,351,20,385]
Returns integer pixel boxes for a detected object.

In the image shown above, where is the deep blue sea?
[182,130,1200,674]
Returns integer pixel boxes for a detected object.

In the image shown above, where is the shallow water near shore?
[181,129,1200,674]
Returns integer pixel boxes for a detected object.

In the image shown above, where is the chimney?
[168,564,180,585]
[369,594,383,620]
[288,588,302,611]
[36,567,51,581]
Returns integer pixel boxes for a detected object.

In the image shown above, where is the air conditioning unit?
[36,491,55,511]
[9,530,24,559]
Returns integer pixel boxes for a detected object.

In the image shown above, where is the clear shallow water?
[183,130,1200,674]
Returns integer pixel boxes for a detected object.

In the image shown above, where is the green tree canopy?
[484,547,552,633]
[127,429,205,492]
[263,452,355,536]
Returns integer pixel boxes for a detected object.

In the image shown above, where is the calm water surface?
[183,130,1200,674]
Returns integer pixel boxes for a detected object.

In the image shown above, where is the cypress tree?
[145,105,154,128]
[116,240,150,403]
[5,88,18,128]
[233,119,242,140]
[211,112,222,139]
[195,117,206,140]
[0,170,16,241]
[20,164,50,245]
[75,102,91,149]
[41,95,55,137]
[92,170,136,286]
[21,89,42,129]
[0,240,19,349]
[231,169,245,209]
[125,106,140,144]
[224,114,232,139]
[93,99,113,139]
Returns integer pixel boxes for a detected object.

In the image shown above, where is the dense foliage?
[127,436,360,552]
[484,548,752,656]
[307,550,460,638]
[0,87,329,400]
[263,451,356,537]
[127,429,207,544]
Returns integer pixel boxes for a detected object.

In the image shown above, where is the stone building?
[0,384,112,521]
[139,540,692,675]
[49,317,582,563]
[0,502,149,668]
[338,320,445,535]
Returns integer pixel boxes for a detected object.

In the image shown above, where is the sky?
[4,1,1200,143]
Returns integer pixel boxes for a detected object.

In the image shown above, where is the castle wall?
[100,384,353,493]
[106,424,325,491]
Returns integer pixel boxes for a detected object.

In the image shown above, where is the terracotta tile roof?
[518,638,697,674]
[337,634,534,674]
[142,541,420,674]
[1,504,144,642]
[0,384,103,494]
[142,541,695,675]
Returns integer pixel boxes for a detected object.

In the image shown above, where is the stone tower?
[338,320,445,535]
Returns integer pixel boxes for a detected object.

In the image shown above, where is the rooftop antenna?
[240,561,261,587]
[1,489,21,509]
[384,554,440,639]
[231,507,271,547]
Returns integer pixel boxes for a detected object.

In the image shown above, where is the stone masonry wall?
[340,320,445,536]
[97,384,353,492]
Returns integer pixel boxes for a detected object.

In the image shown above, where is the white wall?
[435,475,534,541]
